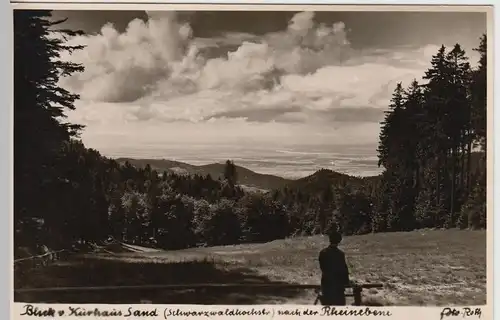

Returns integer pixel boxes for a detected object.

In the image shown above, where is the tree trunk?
[436,155,441,213]
[467,138,472,193]
[460,139,466,199]
[450,147,456,226]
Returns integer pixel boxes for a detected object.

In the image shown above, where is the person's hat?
[328,229,342,245]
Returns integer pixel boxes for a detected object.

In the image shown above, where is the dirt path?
[120,242,163,253]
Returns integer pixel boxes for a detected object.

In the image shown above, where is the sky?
[50,10,487,178]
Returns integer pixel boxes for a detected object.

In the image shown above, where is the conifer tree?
[14,10,85,246]
[223,160,238,186]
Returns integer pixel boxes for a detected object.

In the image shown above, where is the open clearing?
[15,229,486,306]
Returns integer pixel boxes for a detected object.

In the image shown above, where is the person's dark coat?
[319,245,350,306]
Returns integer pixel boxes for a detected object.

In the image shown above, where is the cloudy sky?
[51,10,486,178]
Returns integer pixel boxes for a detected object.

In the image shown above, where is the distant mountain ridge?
[115,158,294,190]
[115,157,382,191]
[290,168,379,193]
[116,153,483,193]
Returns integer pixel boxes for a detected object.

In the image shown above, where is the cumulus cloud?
[63,11,357,105]
[61,10,444,169]
[63,11,194,102]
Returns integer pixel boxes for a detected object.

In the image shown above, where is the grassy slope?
[15,229,486,306]
[181,229,486,306]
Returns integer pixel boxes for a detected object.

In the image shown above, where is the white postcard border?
[5,2,497,320]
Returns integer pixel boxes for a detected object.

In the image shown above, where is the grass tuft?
[15,229,485,306]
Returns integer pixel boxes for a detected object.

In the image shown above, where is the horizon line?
[110,155,382,181]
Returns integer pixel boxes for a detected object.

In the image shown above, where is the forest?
[14,10,487,254]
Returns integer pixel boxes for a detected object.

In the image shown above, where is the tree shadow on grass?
[14,254,310,304]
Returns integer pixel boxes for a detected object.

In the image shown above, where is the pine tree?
[223,160,238,187]
[14,10,85,246]
[444,44,472,226]
[377,83,405,169]
[417,45,452,226]
[471,34,487,151]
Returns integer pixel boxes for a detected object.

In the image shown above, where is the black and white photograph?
[13,6,490,307]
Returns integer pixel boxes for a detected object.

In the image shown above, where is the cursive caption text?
[440,307,482,320]
[18,303,399,319]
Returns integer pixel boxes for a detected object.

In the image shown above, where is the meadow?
[14,229,486,306]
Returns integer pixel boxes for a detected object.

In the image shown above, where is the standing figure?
[318,229,350,306]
